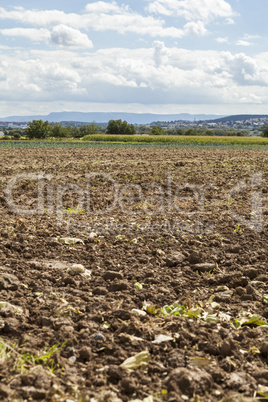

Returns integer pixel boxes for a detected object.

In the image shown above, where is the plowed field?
[0,148,267,402]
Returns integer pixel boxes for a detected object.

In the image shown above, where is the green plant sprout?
[234,224,243,233]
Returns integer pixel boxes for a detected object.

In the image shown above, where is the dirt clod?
[103,271,124,281]
[164,367,212,396]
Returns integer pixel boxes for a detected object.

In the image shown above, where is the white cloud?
[221,52,264,85]
[70,45,268,104]
[235,34,261,48]
[50,25,93,48]
[147,0,236,22]
[0,2,266,117]
[236,39,252,47]
[225,18,235,25]
[0,50,83,100]
[18,82,41,93]
[0,62,7,81]
[28,60,82,92]
[85,1,127,13]
[0,25,93,49]
[184,21,207,36]
[0,7,81,28]
[90,72,138,87]
[83,4,192,38]
[153,40,169,66]
[240,94,262,104]
[243,34,261,40]
[0,27,50,42]
[222,85,266,105]
[0,41,267,107]
[216,37,229,44]
[0,3,208,39]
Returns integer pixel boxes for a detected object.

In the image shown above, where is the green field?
[81,134,268,146]
[0,135,268,148]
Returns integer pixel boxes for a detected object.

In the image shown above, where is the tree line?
[1,119,268,139]
[25,121,103,139]
[23,119,135,139]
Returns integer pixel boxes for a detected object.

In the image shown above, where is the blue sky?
[0,0,267,117]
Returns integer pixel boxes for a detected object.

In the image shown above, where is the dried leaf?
[120,350,150,370]
[152,334,173,344]
[131,309,147,316]
[57,237,85,245]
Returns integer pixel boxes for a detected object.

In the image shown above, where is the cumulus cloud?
[50,25,93,48]
[0,51,83,101]
[153,41,169,66]
[147,0,236,22]
[0,3,208,39]
[0,3,266,116]
[73,45,268,100]
[184,21,207,36]
[221,52,263,85]
[0,25,93,49]
[0,41,267,107]
[83,4,190,38]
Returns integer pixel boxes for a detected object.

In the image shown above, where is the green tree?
[82,122,100,135]
[73,123,101,138]
[150,125,165,135]
[64,125,75,138]
[71,126,81,138]
[106,119,136,135]
[261,124,268,138]
[185,128,197,136]
[175,128,184,135]
[88,122,101,134]
[166,128,176,135]
[205,129,214,136]
[13,132,21,140]
[138,125,149,134]
[25,120,50,139]
[49,123,67,138]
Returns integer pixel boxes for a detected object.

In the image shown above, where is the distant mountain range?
[0,111,225,124]
[1,111,267,125]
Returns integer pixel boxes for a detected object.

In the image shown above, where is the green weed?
[0,337,67,374]
[62,206,85,215]
[234,224,243,233]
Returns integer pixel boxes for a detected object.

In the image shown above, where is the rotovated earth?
[0,147,267,402]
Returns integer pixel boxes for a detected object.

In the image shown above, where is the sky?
[0,0,267,117]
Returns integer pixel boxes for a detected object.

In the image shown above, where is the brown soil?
[0,148,267,401]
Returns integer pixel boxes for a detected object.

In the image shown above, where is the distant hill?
[208,114,268,123]
[0,111,225,124]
